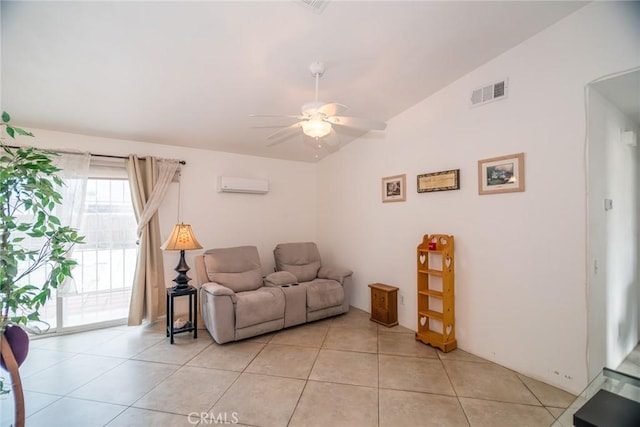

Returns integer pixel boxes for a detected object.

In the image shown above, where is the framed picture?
[478,152,525,195]
[382,174,406,203]
[417,169,460,193]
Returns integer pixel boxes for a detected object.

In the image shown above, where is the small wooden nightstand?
[166,285,198,344]
[368,283,399,327]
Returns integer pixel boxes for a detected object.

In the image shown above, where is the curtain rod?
[88,152,186,165]
[4,145,186,165]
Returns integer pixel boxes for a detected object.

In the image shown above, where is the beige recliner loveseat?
[272,242,352,322]
[196,243,352,344]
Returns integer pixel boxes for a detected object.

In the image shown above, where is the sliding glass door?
[60,178,137,329]
[36,177,138,333]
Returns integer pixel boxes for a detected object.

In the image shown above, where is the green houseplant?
[0,112,84,426]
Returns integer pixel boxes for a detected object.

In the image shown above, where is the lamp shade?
[302,117,331,139]
[161,223,203,251]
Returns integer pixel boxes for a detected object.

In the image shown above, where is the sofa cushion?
[235,287,285,329]
[274,242,321,282]
[305,279,344,311]
[203,246,263,293]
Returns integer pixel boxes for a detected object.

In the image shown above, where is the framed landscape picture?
[478,153,525,195]
[382,174,406,203]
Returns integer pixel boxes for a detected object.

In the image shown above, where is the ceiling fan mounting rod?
[309,61,325,103]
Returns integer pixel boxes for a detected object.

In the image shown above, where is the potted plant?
[0,112,84,427]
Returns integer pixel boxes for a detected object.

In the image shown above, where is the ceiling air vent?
[298,0,330,14]
[470,78,509,107]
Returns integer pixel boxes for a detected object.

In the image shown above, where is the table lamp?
[161,223,203,290]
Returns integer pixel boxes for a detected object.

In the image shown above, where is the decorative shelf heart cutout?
[419,316,427,326]
[445,257,452,268]
[439,237,448,246]
[419,253,426,264]
[445,324,453,335]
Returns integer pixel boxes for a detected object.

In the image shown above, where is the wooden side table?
[166,285,198,344]
[369,283,399,327]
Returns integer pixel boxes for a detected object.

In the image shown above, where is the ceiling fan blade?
[322,129,341,153]
[250,114,304,119]
[266,122,303,145]
[267,138,291,147]
[251,124,301,129]
[317,103,348,117]
[323,143,340,154]
[326,115,387,131]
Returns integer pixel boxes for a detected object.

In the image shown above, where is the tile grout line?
[438,351,473,427]
[377,326,381,427]
[19,326,156,423]
[19,309,577,426]
[284,326,329,427]
[129,335,248,422]
[24,352,130,404]
[515,372,566,419]
[73,354,180,423]
[28,327,208,424]
[17,349,80,380]
[20,341,112,421]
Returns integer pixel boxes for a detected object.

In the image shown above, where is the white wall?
[587,86,640,380]
[317,1,640,394]
[16,128,318,281]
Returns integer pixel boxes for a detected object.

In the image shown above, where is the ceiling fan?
[251,61,387,146]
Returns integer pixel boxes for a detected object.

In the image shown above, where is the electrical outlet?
[400,294,405,305]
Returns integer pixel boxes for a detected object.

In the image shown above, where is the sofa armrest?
[199,283,236,344]
[318,266,353,285]
[201,282,237,303]
[264,271,298,287]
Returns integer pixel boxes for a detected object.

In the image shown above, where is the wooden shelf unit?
[416,234,457,352]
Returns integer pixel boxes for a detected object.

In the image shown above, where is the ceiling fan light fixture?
[302,118,331,138]
[253,61,387,154]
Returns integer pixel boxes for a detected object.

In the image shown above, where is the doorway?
[586,68,640,380]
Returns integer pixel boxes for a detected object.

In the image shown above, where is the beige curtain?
[127,155,180,325]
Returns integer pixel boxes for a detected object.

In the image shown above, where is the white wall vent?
[218,176,269,194]
[298,0,329,14]
[470,78,509,107]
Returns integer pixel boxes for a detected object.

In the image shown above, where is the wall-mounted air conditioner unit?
[218,176,269,194]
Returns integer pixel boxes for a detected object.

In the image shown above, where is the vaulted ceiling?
[2,1,587,162]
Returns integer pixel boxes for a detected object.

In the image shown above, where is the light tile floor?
[2,308,579,427]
